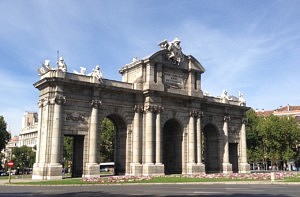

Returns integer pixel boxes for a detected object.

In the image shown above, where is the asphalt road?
[0,184,299,197]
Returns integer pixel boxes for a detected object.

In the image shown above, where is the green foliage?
[11,146,35,171]
[100,118,115,162]
[0,116,11,151]
[63,136,73,169]
[0,152,5,170]
[246,109,300,166]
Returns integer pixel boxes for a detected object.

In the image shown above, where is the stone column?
[187,110,196,174]
[144,105,154,164]
[188,112,196,164]
[196,112,202,164]
[44,94,65,179]
[51,94,66,164]
[154,106,164,175]
[85,99,102,177]
[143,104,156,175]
[195,112,205,173]
[155,106,163,164]
[130,105,143,175]
[239,118,250,173]
[222,115,232,173]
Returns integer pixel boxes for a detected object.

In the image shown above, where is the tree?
[100,118,115,162]
[0,152,5,170]
[11,146,35,174]
[246,109,300,170]
[0,116,11,151]
[246,109,263,164]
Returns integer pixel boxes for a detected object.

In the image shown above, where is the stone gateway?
[33,38,250,180]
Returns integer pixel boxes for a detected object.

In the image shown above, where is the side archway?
[101,114,127,175]
[163,119,183,174]
[203,123,221,173]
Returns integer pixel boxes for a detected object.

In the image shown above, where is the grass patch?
[283,174,300,182]
[13,178,85,185]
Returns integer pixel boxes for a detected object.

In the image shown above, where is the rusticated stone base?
[239,163,251,173]
[143,163,165,176]
[222,163,233,174]
[130,163,143,176]
[32,162,62,180]
[187,163,206,174]
[84,163,99,178]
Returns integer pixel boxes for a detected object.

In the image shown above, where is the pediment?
[148,49,205,74]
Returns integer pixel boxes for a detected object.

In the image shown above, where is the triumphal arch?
[33,38,250,180]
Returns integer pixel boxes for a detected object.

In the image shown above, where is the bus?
[99,162,114,172]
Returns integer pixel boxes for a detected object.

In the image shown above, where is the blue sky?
[1,0,300,136]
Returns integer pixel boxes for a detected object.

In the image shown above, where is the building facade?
[18,112,38,148]
[32,38,250,180]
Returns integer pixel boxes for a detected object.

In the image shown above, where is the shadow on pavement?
[0,192,293,197]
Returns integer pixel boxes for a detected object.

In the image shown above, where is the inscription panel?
[164,72,184,89]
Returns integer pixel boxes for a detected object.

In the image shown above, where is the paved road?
[0,183,299,197]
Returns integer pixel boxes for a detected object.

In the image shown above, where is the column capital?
[134,105,144,113]
[196,111,203,119]
[91,99,102,109]
[155,105,164,114]
[242,117,248,124]
[190,110,202,118]
[50,94,66,105]
[38,98,48,107]
[55,94,66,105]
[144,104,156,113]
[224,114,231,122]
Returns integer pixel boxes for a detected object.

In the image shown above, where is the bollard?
[270,172,275,181]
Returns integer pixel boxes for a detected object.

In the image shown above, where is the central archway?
[203,123,221,173]
[163,119,182,174]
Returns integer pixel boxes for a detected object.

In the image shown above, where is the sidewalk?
[0,176,40,185]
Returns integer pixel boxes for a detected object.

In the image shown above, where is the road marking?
[193,191,224,194]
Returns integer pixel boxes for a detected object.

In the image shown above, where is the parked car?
[0,172,8,176]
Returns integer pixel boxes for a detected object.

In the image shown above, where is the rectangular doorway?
[229,143,239,173]
[64,135,84,178]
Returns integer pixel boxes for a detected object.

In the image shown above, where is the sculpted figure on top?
[158,37,184,65]
[57,57,67,72]
[89,65,103,82]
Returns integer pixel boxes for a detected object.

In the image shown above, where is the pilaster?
[130,105,143,176]
[222,114,232,174]
[239,118,250,173]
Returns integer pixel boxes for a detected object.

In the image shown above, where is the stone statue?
[158,37,184,65]
[89,65,103,82]
[220,90,229,103]
[37,60,52,75]
[57,57,67,72]
[239,92,246,106]
[74,67,87,75]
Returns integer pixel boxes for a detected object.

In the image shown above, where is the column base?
[32,163,62,180]
[239,163,251,173]
[187,163,206,174]
[84,163,99,178]
[130,163,143,176]
[143,163,164,176]
[222,163,233,174]
[154,163,165,175]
